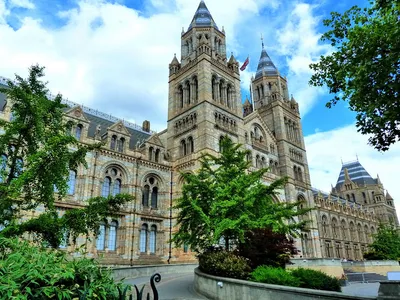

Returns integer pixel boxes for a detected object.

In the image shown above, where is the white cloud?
[305,125,400,220]
[0,0,280,131]
[9,0,35,9]
[276,3,331,117]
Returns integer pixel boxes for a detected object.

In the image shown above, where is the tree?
[0,65,133,247]
[172,137,309,252]
[309,0,400,151]
[236,228,299,269]
[363,223,400,260]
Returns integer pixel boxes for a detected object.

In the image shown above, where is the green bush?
[290,268,341,292]
[198,250,251,280]
[250,266,300,287]
[0,237,129,299]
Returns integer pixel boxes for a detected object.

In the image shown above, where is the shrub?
[0,237,129,299]
[198,249,251,280]
[250,266,300,287]
[290,268,341,292]
[236,228,299,269]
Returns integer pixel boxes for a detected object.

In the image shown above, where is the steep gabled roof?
[336,160,376,189]
[188,1,218,30]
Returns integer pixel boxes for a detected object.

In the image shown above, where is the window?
[150,225,157,254]
[149,147,154,161]
[155,149,160,162]
[59,231,69,249]
[110,135,117,150]
[142,176,160,209]
[102,168,123,197]
[102,177,111,197]
[183,244,189,253]
[188,137,194,154]
[151,187,158,208]
[332,218,338,238]
[14,158,23,178]
[322,215,328,237]
[140,224,148,252]
[75,124,83,140]
[113,179,121,196]
[352,193,356,202]
[118,138,125,153]
[67,170,77,195]
[96,224,106,250]
[142,185,150,207]
[341,220,347,240]
[108,221,118,251]
[362,192,367,203]
[180,140,186,157]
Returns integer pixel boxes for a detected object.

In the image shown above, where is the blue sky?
[0,0,399,215]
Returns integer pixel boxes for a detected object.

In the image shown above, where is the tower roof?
[386,191,394,200]
[335,160,377,189]
[255,44,278,79]
[188,1,218,30]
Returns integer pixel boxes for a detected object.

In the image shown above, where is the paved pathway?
[124,272,207,300]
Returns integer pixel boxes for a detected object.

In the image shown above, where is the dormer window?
[75,124,83,140]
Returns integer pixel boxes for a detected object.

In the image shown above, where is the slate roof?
[255,45,279,79]
[188,0,219,30]
[335,161,377,189]
[0,77,152,150]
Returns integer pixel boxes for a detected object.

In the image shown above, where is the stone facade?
[0,1,397,264]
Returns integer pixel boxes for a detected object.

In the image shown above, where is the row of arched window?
[177,77,199,109]
[148,147,161,162]
[110,135,125,153]
[180,137,194,157]
[293,166,304,182]
[321,215,375,243]
[211,76,234,109]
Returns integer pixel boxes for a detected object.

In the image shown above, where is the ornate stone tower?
[166,0,243,165]
[251,43,321,257]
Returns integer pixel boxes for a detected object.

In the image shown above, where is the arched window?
[140,224,148,253]
[364,225,369,243]
[219,81,224,102]
[67,170,77,195]
[110,135,117,150]
[350,222,356,240]
[186,81,191,105]
[261,157,266,168]
[75,124,83,140]
[341,220,347,240]
[357,223,363,242]
[151,187,158,208]
[362,192,367,203]
[212,77,216,100]
[155,149,160,162]
[293,166,298,180]
[322,215,328,237]
[352,193,356,202]
[179,85,184,108]
[102,177,111,197]
[194,77,199,102]
[332,218,338,238]
[142,185,150,207]
[183,244,189,253]
[188,136,194,154]
[226,85,231,108]
[346,194,350,201]
[150,225,157,254]
[113,179,121,196]
[298,168,303,182]
[118,138,125,153]
[108,221,118,251]
[180,140,187,157]
[96,223,106,250]
[149,147,154,161]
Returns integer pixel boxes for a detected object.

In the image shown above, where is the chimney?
[142,120,150,132]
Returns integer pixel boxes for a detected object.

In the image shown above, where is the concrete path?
[342,282,380,298]
[124,272,207,300]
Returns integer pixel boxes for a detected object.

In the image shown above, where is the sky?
[0,0,399,218]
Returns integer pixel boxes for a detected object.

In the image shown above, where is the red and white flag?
[240,56,249,71]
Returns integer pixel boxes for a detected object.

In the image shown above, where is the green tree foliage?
[363,223,400,260]
[0,65,133,247]
[236,228,299,269]
[309,0,400,151]
[0,237,129,299]
[172,137,308,252]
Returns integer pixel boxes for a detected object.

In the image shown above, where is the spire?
[386,191,394,200]
[170,53,180,66]
[255,43,278,79]
[188,1,218,31]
